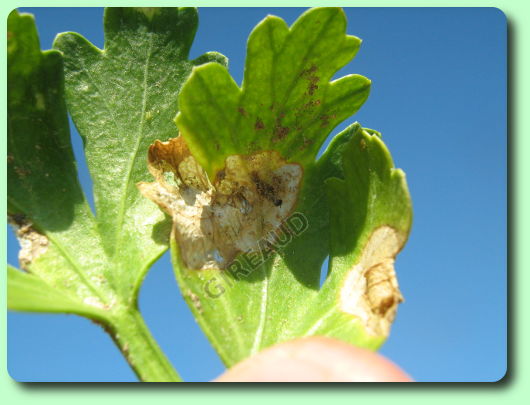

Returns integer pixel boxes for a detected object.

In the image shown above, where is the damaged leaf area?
[308,127,412,343]
[138,137,302,270]
[8,215,49,271]
[339,226,404,337]
[161,122,412,366]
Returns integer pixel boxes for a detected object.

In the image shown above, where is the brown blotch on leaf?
[300,64,319,96]
[8,214,49,271]
[238,107,247,116]
[148,137,190,175]
[137,136,303,270]
[365,261,402,317]
[340,226,405,338]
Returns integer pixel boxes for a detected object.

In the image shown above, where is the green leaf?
[7,265,108,322]
[8,9,113,319]
[8,7,225,381]
[138,7,412,367]
[53,7,227,301]
[166,124,411,365]
[293,126,413,345]
[176,7,370,178]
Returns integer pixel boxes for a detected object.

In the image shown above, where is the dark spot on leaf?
[255,118,264,130]
[238,107,247,116]
[299,137,314,151]
[273,117,290,142]
[319,113,337,128]
[14,166,31,178]
[302,99,321,111]
[300,64,318,76]
[300,64,319,96]
[274,128,289,141]
[9,213,27,227]
[251,171,278,205]
[308,83,318,95]
[7,155,14,164]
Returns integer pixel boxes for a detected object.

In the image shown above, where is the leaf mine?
[339,226,404,338]
[8,214,49,271]
[137,137,302,270]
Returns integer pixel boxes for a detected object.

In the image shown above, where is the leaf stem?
[108,308,182,382]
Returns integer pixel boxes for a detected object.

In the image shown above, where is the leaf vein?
[112,34,155,254]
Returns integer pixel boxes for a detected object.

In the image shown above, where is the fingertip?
[215,336,413,382]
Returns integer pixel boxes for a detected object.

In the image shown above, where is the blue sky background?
[7,7,507,382]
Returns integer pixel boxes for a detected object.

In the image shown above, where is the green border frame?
[2,0,522,400]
